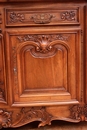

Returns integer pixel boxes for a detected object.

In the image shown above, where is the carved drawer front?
[0,34,7,103]
[5,7,80,27]
[6,29,82,106]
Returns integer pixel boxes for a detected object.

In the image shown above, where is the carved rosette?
[17,34,69,58]
[70,104,87,121]
[0,109,12,128]
[12,107,52,128]
[61,11,75,21]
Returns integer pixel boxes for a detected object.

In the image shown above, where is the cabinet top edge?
[0,0,86,3]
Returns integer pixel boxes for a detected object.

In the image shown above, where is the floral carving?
[12,107,52,128]
[0,109,12,128]
[10,12,25,23]
[70,104,87,121]
[31,13,55,24]
[70,105,82,120]
[18,34,69,43]
[17,34,69,54]
[1,105,87,128]
[61,11,75,21]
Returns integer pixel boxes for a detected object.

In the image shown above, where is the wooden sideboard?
[0,0,87,128]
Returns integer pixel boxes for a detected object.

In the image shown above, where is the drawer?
[5,7,80,27]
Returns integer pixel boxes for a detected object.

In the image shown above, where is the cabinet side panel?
[0,35,7,103]
[85,6,87,103]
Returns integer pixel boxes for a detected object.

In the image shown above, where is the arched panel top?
[17,40,70,58]
[17,34,70,58]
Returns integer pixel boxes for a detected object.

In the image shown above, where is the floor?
[2,121,87,130]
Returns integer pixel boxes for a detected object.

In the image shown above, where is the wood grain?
[0,0,86,129]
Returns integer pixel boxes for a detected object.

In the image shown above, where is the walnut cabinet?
[0,0,87,128]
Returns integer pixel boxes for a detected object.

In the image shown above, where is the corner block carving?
[61,11,75,21]
[12,107,52,128]
[70,104,87,121]
[0,109,12,128]
[17,34,70,58]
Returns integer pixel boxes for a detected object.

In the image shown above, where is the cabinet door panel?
[22,50,67,91]
[6,29,81,106]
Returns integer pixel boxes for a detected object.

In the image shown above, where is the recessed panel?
[20,47,67,93]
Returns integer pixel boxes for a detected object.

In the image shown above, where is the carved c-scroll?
[1,105,87,129]
[12,107,52,128]
[17,34,70,58]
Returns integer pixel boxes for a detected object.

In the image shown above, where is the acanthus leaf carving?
[1,105,87,128]
[12,107,52,128]
[17,34,70,58]
[0,109,12,128]
[61,11,75,21]
[17,34,69,43]
[70,104,87,121]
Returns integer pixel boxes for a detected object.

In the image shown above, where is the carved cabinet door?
[5,28,82,107]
